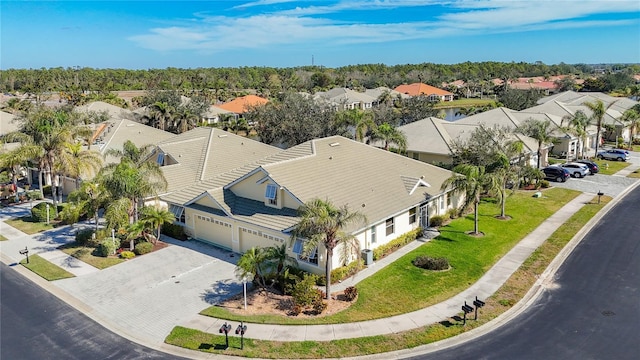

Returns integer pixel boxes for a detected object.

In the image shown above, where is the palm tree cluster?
[235,244,298,293]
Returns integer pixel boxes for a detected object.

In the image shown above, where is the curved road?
[0,262,186,360]
[407,185,640,360]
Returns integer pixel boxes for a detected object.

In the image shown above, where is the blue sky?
[1,0,639,70]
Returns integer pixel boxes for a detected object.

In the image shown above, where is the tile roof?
[97,118,175,164]
[217,95,269,114]
[394,83,454,97]
[76,101,133,119]
[0,111,18,136]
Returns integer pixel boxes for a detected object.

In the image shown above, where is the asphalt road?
[0,263,185,360]
[405,184,640,360]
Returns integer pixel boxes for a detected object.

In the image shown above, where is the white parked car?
[560,162,590,178]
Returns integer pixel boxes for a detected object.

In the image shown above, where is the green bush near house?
[372,228,422,261]
[31,202,57,223]
[429,215,446,227]
[330,260,364,284]
[412,255,449,270]
[97,239,118,257]
[120,251,135,259]
[75,229,95,246]
[134,242,153,255]
[26,190,43,200]
[161,222,188,240]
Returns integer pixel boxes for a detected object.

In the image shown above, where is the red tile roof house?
[394,83,455,102]
[217,95,269,116]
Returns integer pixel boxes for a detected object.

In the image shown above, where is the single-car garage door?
[194,214,233,250]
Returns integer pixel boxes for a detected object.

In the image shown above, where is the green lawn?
[201,187,580,325]
[59,243,124,269]
[433,98,497,109]
[629,169,640,178]
[167,193,608,359]
[593,159,630,175]
[0,234,7,241]
[5,216,57,234]
[20,254,75,281]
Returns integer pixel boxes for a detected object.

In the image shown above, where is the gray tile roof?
[156,127,281,194]
[0,111,18,136]
[77,101,133,120]
[164,135,454,233]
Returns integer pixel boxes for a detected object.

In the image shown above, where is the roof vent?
[420,175,425,179]
[329,142,340,147]
[329,156,333,160]
[218,134,228,138]
[126,124,135,127]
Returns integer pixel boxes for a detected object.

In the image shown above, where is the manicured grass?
[0,234,7,241]
[59,243,124,269]
[628,169,640,179]
[166,194,608,359]
[20,254,75,281]
[5,216,56,234]
[593,159,629,175]
[201,187,580,325]
[433,98,497,109]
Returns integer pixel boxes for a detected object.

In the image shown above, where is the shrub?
[26,190,43,200]
[429,215,446,227]
[42,185,52,196]
[372,228,422,261]
[539,180,550,188]
[120,251,135,259]
[97,238,118,257]
[446,208,458,219]
[412,255,450,271]
[330,259,364,284]
[75,229,95,246]
[31,202,57,223]
[344,286,358,301]
[315,275,327,287]
[134,242,153,255]
[58,203,84,224]
[290,274,321,308]
[313,300,328,314]
[161,222,188,240]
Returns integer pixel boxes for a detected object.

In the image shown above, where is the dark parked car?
[543,166,571,182]
[575,159,599,174]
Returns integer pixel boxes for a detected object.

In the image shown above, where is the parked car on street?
[560,162,590,178]
[575,159,599,174]
[597,149,628,161]
[543,166,571,182]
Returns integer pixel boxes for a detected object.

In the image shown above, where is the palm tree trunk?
[325,248,332,300]
[474,201,479,235]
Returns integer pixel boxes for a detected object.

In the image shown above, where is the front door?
[419,203,429,228]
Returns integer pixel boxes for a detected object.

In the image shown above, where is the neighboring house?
[202,105,233,124]
[76,101,134,120]
[399,112,540,167]
[364,86,410,102]
[217,95,269,117]
[394,83,455,102]
[159,136,458,274]
[314,88,377,110]
[0,111,20,152]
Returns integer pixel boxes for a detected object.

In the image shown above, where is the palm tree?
[57,141,103,188]
[517,119,555,168]
[174,107,200,134]
[561,110,590,159]
[290,198,366,300]
[148,101,174,131]
[336,109,376,142]
[583,99,617,156]
[266,243,298,277]
[0,145,41,202]
[441,164,489,235]
[620,109,640,149]
[369,123,407,152]
[235,247,269,291]
[139,206,175,244]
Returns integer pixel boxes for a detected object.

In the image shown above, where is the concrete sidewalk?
[179,192,596,341]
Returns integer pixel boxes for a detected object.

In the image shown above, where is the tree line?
[2,62,638,102]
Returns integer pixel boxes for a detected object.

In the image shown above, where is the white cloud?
[128,1,640,52]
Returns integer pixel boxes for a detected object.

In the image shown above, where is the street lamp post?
[46,203,50,224]
[111,229,117,255]
[243,277,248,310]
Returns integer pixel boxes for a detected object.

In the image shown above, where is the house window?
[409,207,417,224]
[446,194,452,208]
[157,152,165,166]
[168,204,185,223]
[371,226,376,244]
[385,217,394,236]
[265,184,277,206]
[292,239,318,265]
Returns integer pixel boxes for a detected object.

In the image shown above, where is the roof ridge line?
[199,128,215,181]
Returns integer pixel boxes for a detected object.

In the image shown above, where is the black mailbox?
[473,296,485,308]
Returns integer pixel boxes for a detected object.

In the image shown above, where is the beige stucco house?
[159,135,458,274]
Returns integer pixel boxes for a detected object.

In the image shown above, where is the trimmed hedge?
[429,215,446,227]
[161,222,188,240]
[75,229,95,246]
[412,255,450,270]
[372,227,422,261]
[134,242,153,255]
[31,202,57,223]
[97,239,118,257]
[330,259,364,284]
[120,251,135,259]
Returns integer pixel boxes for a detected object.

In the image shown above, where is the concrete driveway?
[52,238,242,347]
[550,150,639,197]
